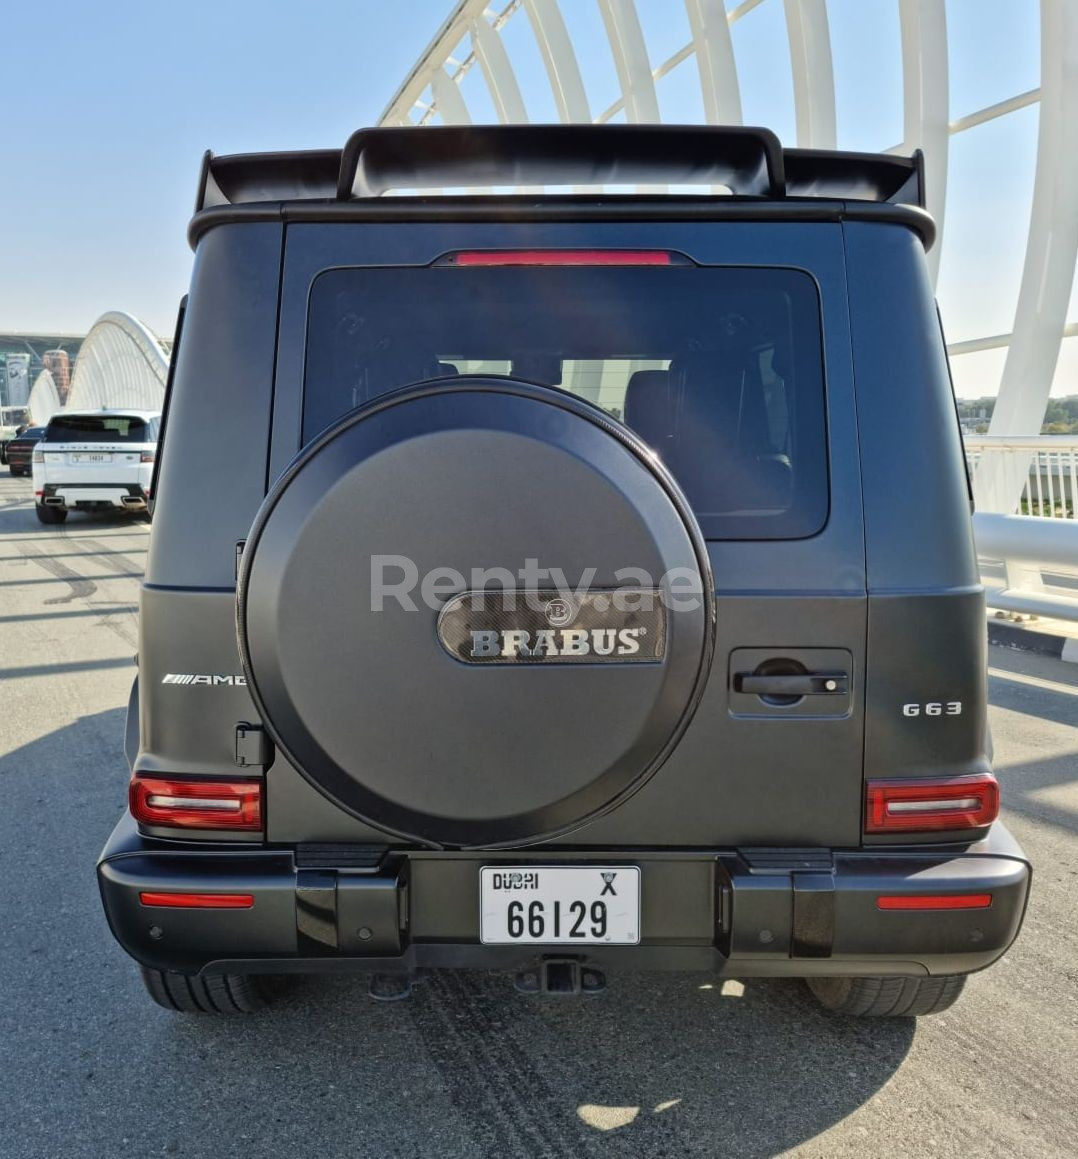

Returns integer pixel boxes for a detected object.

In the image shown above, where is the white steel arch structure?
[65,311,168,413]
[381,0,1078,469]
[27,370,61,425]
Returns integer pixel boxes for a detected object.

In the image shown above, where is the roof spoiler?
[784,146,924,207]
[195,126,925,211]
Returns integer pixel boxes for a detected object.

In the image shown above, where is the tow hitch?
[515,959,606,996]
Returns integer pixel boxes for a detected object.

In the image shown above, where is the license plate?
[71,452,111,463]
[480,865,640,945]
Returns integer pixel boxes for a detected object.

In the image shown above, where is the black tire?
[806,974,967,1017]
[8,465,18,476]
[138,966,271,1014]
[35,503,67,524]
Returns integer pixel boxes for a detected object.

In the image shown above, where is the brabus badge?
[544,597,575,627]
[437,589,667,665]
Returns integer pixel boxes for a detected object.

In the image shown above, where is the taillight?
[140,450,155,463]
[129,774,262,830]
[139,891,254,908]
[33,447,43,463]
[447,249,675,266]
[865,773,999,833]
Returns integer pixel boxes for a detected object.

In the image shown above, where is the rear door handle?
[734,672,849,696]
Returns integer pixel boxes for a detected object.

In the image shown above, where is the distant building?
[42,349,72,402]
[0,333,84,408]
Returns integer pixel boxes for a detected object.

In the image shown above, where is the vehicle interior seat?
[666,352,793,516]
[623,369,674,454]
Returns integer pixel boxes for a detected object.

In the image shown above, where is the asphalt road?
[0,471,1075,1159]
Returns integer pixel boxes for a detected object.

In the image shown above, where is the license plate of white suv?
[72,452,111,462]
[480,866,641,944]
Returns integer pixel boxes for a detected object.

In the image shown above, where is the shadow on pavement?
[0,656,136,680]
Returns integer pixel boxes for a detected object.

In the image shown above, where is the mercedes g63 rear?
[97,125,1029,1017]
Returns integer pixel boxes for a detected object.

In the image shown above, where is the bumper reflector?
[865,773,999,833]
[139,892,254,909]
[129,774,262,830]
[877,893,992,911]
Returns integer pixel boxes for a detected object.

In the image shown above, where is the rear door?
[265,219,865,848]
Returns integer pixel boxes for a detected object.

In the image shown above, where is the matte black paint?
[97,815,1030,979]
[193,123,924,224]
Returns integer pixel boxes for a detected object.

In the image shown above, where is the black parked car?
[97,125,1030,1018]
[6,425,46,476]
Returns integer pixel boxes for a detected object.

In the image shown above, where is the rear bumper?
[39,482,147,509]
[98,815,1030,979]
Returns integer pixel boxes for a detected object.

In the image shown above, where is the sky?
[1,1,447,338]
[1,0,1073,398]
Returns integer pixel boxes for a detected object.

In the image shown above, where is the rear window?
[46,415,149,443]
[304,263,828,539]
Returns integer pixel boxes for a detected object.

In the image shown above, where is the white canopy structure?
[65,311,168,413]
[27,370,61,425]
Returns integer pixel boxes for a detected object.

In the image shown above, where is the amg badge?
[437,590,666,665]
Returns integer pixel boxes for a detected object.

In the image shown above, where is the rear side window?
[46,415,148,443]
[304,264,828,539]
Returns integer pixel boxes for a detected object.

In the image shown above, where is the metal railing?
[966,436,1078,620]
[965,435,1078,518]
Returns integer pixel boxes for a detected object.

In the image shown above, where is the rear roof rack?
[194,125,925,212]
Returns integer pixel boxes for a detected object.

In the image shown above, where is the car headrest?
[669,354,742,430]
[624,369,669,423]
[669,352,771,453]
[623,369,672,447]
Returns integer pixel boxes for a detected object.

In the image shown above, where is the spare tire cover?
[238,379,714,848]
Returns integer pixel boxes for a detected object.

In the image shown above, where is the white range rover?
[32,409,161,524]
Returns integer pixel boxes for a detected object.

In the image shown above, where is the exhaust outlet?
[44,496,65,506]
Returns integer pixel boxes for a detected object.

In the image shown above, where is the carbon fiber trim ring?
[437,589,667,665]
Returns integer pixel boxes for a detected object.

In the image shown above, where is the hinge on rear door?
[235,722,271,768]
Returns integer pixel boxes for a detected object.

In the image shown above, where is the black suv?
[98,126,1030,1018]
